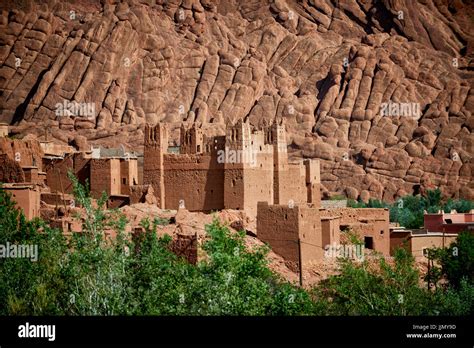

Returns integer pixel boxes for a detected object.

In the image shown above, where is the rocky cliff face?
[0,0,473,201]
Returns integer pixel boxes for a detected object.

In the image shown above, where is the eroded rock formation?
[0,0,473,201]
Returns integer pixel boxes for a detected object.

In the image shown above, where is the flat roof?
[1,184,36,189]
[442,222,474,225]
[321,216,340,221]
[411,232,458,238]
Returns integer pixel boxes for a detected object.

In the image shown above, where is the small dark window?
[364,237,373,250]
[197,145,201,152]
[380,230,384,235]
[122,178,127,185]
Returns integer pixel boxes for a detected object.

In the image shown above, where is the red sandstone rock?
[0,0,472,201]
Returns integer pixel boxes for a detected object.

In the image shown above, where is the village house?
[389,210,474,260]
[424,210,474,234]
[2,183,41,220]
[390,227,458,261]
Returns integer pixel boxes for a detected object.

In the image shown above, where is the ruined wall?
[0,154,24,183]
[44,155,74,193]
[44,152,90,194]
[0,125,8,137]
[164,153,224,211]
[170,233,198,264]
[40,142,75,157]
[40,192,74,206]
[321,208,390,256]
[129,184,148,204]
[0,138,43,171]
[23,167,45,185]
[108,195,129,209]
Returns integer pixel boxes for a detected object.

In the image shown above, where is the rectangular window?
[364,236,373,249]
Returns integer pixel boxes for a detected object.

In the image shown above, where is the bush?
[1,179,472,316]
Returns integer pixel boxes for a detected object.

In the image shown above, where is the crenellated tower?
[180,123,204,154]
[271,118,288,204]
[143,123,168,207]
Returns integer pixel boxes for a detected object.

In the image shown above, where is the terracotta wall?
[120,159,138,194]
[44,153,90,194]
[257,202,323,265]
[389,231,411,255]
[321,216,340,248]
[164,153,224,211]
[410,234,458,260]
[0,138,43,170]
[321,208,390,256]
[4,186,40,220]
[275,164,307,206]
[90,158,120,198]
[424,213,474,233]
[0,154,24,183]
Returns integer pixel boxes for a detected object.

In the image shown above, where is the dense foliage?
[0,181,472,315]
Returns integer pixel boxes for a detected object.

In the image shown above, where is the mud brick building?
[257,202,325,268]
[257,202,390,267]
[2,183,41,220]
[43,151,138,200]
[0,136,46,185]
[390,227,458,260]
[323,208,391,256]
[144,119,320,216]
[424,211,474,234]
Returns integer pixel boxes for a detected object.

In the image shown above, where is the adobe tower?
[143,123,168,208]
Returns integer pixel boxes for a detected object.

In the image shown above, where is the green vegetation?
[0,181,473,315]
[348,188,474,229]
